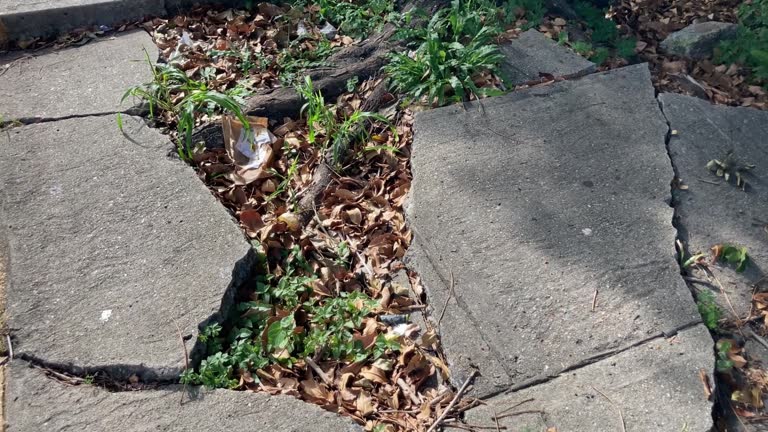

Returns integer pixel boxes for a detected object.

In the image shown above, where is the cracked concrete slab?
[5,361,362,432]
[0,114,252,380]
[660,93,768,319]
[407,64,704,397]
[0,1,164,43]
[465,325,714,431]
[500,29,596,85]
[0,30,154,119]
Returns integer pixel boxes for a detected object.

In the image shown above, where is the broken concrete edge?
[5,359,364,432]
[1,106,148,129]
[9,248,256,387]
[503,320,705,395]
[2,113,258,384]
[403,64,720,401]
[0,0,243,43]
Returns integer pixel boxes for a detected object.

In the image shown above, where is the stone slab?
[0,30,154,120]
[465,325,714,432]
[5,361,362,432]
[660,93,768,318]
[0,0,164,43]
[406,64,704,397]
[0,115,253,380]
[660,21,739,60]
[500,29,596,85]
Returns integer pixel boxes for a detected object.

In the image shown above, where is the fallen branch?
[427,370,479,432]
[437,270,456,326]
[305,356,334,386]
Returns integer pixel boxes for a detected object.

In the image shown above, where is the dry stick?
[437,271,456,327]
[473,399,501,432]
[745,328,768,352]
[443,423,507,431]
[174,320,189,405]
[6,334,13,359]
[427,370,479,432]
[397,378,422,405]
[701,265,744,331]
[496,410,547,420]
[305,357,334,386]
[591,386,626,432]
[591,288,598,312]
[496,398,535,416]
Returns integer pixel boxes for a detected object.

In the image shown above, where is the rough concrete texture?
[660,92,768,318]
[500,29,596,85]
[660,21,739,60]
[0,0,245,43]
[0,30,153,119]
[0,115,253,380]
[0,0,164,43]
[465,325,714,432]
[407,64,704,397]
[5,361,362,432]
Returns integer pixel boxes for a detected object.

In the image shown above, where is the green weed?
[297,77,395,165]
[570,1,636,64]
[716,339,735,371]
[122,50,250,160]
[717,0,768,86]
[181,246,397,389]
[297,0,395,40]
[277,39,335,86]
[716,244,749,273]
[696,290,721,331]
[386,0,505,106]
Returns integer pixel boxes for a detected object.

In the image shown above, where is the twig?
[496,410,547,420]
[591,288,598,312]
[701,265,744,330]
[397,377,422,405]
[591,386,626,432]
[174,320,189,405]
[443,423,507,431]
[474,399,501,432]
[745,328,768,352]
[6,334,13,359]
[496,398,535,416]
[427,370,478,432]
[305,357,334,386]
[696,178,721,185]
[437,271,455,327]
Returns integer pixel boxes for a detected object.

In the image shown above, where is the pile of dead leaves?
[188,79,471,431]
[612,0,768,109]
[144,3,357,96]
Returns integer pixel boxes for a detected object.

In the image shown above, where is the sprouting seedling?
[706,150,755,191]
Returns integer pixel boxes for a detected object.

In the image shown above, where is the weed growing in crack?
[122,50,250,161]
[386,0,505,106]
[180,246,398,389]
[716,339,736,372]
[297,76,395,166]
[696,289,722,331]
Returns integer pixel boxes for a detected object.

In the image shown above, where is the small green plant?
[570,1,636,64]
[696,290,721,330]
[277,39,335,86]
[122,50,250,160]
[297,77,395,165]
[716,339,735,372]
[386,0,505,106]
[717,0,768,86]
[715,244,749,273]
[83,374,95,385]
[500,0,545,29]
[300,0,395,40]
[181,246,396,389]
